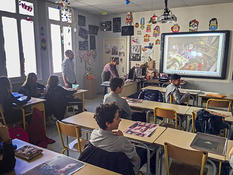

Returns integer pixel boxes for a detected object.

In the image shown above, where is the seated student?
[45,75,83,120]
[20,73,45,98]
[0,123,16,173]
[103,78,132,120]
[165,74,190,104]
[0,77,31,125]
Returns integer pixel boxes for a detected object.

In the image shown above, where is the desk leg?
[21,108,26,130]
[218,161,222,175]
[82,93,85,112]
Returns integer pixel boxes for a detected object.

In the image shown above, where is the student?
[62,50,76,88]
[20,73,45,98]
[0,77,30,125]
[103,78,132,120]
[90,103,139,174]
[45,75,82,120]
[0,123,16,173]
[165,74,190,104]
[90,103,155,175]
[101,57,119,82]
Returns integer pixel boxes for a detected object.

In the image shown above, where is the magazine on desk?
[190,132,227,156]
[23,155,85,175]
[125,122,159,137]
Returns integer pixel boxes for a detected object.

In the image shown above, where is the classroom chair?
[164,142,208,175]
[0,104,7,125]
[169,94,190,106]
[21,103,46,130]
[206,98,232,112]
[56,120,87,156]
[154,107,178,129]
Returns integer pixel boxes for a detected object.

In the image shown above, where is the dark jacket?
[0,141,16,173]
[20,83,45,98]
[45,85,75,120]
[0,92,30,124]
[195,109,228,135]
[138,89,163,102]
[79,142,135,175]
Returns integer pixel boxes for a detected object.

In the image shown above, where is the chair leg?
[218,161,222,175]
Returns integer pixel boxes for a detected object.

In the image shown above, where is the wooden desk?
[186,106,232,117]
[73,89,88,112]
[62,112,166,144]
[9,139,120,175]
[154,128,225,161]
[225,140,233,161]
[143,86,200,106]
[127,99,190,115]
[22,97,46,130]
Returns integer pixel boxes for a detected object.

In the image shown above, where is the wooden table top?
[185,106,232,117]
[225,140,233,161]
[62,112,166,144]
[23,97,46,107]
[154,128,226,161]
[142,86,200,95]
[127,99,190,115]
[8,139,120,175]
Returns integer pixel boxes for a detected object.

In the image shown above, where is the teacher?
[101,57,119,82]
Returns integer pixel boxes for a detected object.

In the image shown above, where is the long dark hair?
[46,75,59,92]
[22,73,37,87]
[0,76,12,96]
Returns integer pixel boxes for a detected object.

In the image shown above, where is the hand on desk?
[112,130,123,136]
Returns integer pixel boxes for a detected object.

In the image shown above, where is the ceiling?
[49,0,233,15]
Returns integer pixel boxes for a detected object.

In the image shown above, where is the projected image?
[166,36,219,72]
[161,31,229,79]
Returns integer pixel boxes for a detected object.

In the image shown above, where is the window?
[21,19,37,75]
[0,0,37,78]
[48,6,73,73]
[2,17,21,77]
[51,24,62,73]
[0,0,16,13]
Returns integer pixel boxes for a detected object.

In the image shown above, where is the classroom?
[1,0,233,174]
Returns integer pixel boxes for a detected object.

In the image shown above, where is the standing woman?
[101,57,119,82]
[0,77,30,125]
[20,73,45,98]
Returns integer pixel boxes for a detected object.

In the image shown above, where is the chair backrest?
[206,98,232,112]
[31,103,45,112]
[164,142,208,175]
[56,120,82,152]
[154,107,178,129]
[0,104,6,125]
[79,142,134,175]
[169,94,190,106]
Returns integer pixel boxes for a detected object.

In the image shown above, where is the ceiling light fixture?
[158,0,177,23]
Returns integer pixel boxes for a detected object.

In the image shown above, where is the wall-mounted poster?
[113,17,121,33]
[130,45,141,61]
[79,41,88,50]
[79,27,88,40]
[100,21,112,31]
[78,15,86,26]
[90,35,96,50]
[88,25,99,35]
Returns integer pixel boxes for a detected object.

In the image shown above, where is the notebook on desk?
[190,132,227,155]
[125,122,158,137]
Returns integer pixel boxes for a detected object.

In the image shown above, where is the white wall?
[100,3,233,93]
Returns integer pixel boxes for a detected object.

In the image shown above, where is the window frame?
[0,0,41,80]
[47,2,73,75]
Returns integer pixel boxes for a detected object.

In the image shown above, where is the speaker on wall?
[121,26,134,36]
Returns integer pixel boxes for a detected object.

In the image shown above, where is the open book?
[23,155,85,175]
[125,122,159,137]
[15,145,43,161]
[122,97,143,103]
